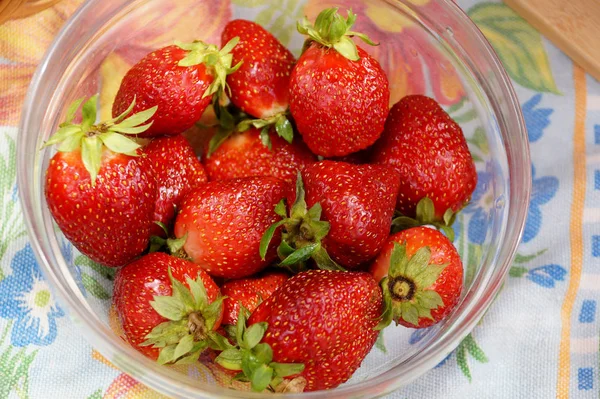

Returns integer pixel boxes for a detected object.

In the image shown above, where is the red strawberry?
[326,147,372,164]
[371,95,477,222]
[221,271,289,325]
[113,252,228,363]
[261,161,400,271]
[214,270,381,392]
[203,127,316,184]
[44,96,157,267]
[143,135,207,237]
[112,39,241,137]
[289,8,390,157]
[174,177,288,278]
[222,19,295,120]
[370,227,463,329]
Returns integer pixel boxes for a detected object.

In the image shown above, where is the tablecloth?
[0,0,597,397]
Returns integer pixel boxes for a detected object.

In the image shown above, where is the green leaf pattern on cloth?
[0,134,27,280]
[75,255,114,301]
[86,389,103,399]
[233,0,304,48]
[467,3,560,94]
[0,322,38,399]
[455,334,488,382]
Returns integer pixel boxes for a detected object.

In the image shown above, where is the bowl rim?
[17,0,531,397]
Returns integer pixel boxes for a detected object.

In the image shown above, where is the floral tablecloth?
[0,0,597,397]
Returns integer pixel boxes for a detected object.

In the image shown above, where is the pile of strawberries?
[43,8,477,393]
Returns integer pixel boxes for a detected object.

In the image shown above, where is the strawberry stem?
[259,172,345,273]
[388,276,416,301]
[206,98,252,157]
[148,226,190,261]
[391,197,458,242]
[176,37,242,99]
[42,95,157,185]
[214,307,305,392]
[296,7,378,61]
[141,267,229,365]
[375,243,447,330]
[237,113,294,148]
[187,311,209,341]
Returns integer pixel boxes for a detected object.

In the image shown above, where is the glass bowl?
[17,0,530,397]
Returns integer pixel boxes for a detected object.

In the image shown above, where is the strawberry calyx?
[140,267,230,365]
[42,94,157,185]
[237,112,294,149]
[391,197,459,242]
[215,307,305,392]
[176,37,242,99]
[259,172,345,273]
[206,105,294,156]
[375,242,447,330]
[149,221,189,258]
[204,97,250,157]
[296,7,378,61]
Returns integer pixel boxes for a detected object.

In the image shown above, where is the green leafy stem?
[509,249,548,277]
[75,255,115,301]
[0,134,28,281]
[456,333,488,381]
[0,321,38,399]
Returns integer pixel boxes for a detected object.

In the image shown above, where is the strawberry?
[113,252,229,363]
[214,270,382,392]
[221,271,289,325]
[112,38,241,137]
[206,20,297,153]
[143,135,207,237]
[371,95,477,227]
[203,127,316,184]
[289,8,390,157]
[326,147,372,165]
[261,161,400,271]
[174,176,288,279]
[370,227,463,329]
[44,96,157,267]
[222,19,295,121]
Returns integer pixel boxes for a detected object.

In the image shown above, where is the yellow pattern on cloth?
[0,0,83,125]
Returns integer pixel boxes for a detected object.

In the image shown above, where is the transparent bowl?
[17,0,530,397]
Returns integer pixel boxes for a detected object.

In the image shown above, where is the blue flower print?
[527,264,566,288]
[463,171,493,245]
[522,94,553,143]
[452,215,463,243]
[409,328,452,367]
[60,239,72,265]
[409,328,429,345]
[435,352,452,368]
[523,165,558,243]
[0,244,64,346]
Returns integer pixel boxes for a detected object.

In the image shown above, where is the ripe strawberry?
[222,19,295,120]
[289,8,390,157]
[203,127,316,184]
[221,271,289,325]
[112,38,241,137]
[44,96,157,267]
[371,95,477,223]
[370,227,463,329]
[114,252,229,363]
[217,270,381,392]
[143,135,207,237]
[261,161,400,270]
[174,177,288,279]
[326,147,372,164]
